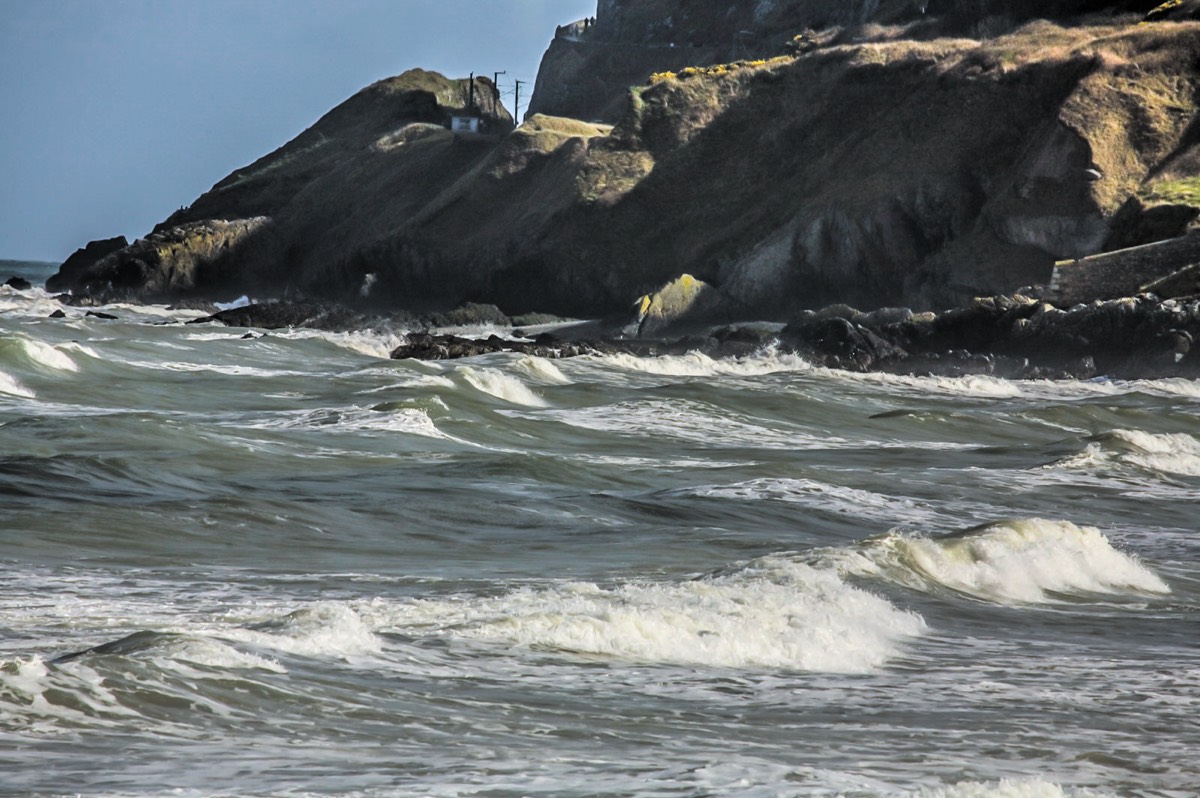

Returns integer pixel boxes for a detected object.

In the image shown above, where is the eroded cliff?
[51,3,1200,322]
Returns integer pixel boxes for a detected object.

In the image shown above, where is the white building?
[450,116,481,134]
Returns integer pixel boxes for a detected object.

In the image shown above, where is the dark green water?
[1,277,1197,798]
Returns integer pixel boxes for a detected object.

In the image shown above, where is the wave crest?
[831,518,1170,604]
[378,561,925,673]
[1050,429,1200,477]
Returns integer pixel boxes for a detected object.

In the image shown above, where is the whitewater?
[1,273,1197,798]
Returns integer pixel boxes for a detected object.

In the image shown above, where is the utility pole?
[514,79,526,122]
[468,71,475,113]
[493,70,506,116]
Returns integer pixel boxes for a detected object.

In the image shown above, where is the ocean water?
[1,273,1197,798]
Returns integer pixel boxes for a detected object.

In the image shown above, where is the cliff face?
[54,70,512,304]
[51,4,1200,320]
[380,18,1200,316]
[527,0,1166,123]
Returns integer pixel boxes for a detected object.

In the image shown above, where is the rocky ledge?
[383,294,1200,381]
[175,288,1200,380]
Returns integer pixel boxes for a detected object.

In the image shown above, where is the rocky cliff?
[51,2,1200,322]
[526,0,1173,123]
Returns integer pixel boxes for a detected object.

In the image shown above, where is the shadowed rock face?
[47,236,129,293]
[529,0,1167,123]
[50,5,1200,322]
[61,219,273,303]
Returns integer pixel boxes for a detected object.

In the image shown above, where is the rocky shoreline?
[31,1,1200,375]
[167,291,1200,381]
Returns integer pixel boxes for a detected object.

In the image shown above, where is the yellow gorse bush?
[648,57,788,85]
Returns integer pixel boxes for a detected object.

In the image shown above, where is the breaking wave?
[371,559,925,673]
[826,518,1170,604]
[1050,429,1200,478]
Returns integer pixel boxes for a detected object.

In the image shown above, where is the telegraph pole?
[514,79,526,122]
[493,70,506,116]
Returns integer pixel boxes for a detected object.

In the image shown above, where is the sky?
[0,0,595,263]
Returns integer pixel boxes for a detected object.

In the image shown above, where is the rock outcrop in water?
[381,293,1200,381]
[48,2,1200,330]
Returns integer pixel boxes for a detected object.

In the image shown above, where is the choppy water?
[1,273,1197,798]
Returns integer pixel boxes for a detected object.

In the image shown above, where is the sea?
[1,260,1197,798]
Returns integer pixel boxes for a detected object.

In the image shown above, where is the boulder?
[190,301,381,331]
[390,332,596,360]
[1051,232,1200,306]
[47,236,128,293]
[634,273,724,337]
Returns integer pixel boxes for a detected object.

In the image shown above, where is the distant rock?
[780,294,1200,379]
[189,301,384,331]
[47,236,128,293]
[390,332,598,360]
[51,218,273,304]
[4,276,32,291]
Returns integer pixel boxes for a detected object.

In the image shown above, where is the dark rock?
[191,301,384,331]
[390,332,598,360]
[166,298,221,314]
[781,317,908,371]
[47,236,128,293]
[427,302,511,328]
[85,310,118,320]
[61,218,274,304]
[4,276,32,291]
[55,293,106,307]
[779,294,1200,380]
[48,309,66,319]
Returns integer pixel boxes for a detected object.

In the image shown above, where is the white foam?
[1109,429,1200,477]
[832,518,1170,604]
[358,373,457,392]
[0,369,34,398]
[532,399,842,449]
[842,370,1024,398]
[375,561,925,673]
[512,355,573,384]
[457,365,547,406]
[17,338,78,372]
[0,656,133,726]
[1050,430,1200,478]
[160,637,286,674]
[224,602,383,660]
[122,359,312,377]
[915,779,1117,798]
[593,347,809,378]
[684,477,947,527]
[272,328,409,360]
[570,453,749,470]
[234,405,458,441]
[1128,377,1200,399]
[58,341,101,359]
[214,295,252,310]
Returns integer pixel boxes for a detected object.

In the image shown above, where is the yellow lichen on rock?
[635,273,721,336]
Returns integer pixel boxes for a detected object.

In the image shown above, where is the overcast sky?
[0,0,595,262]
